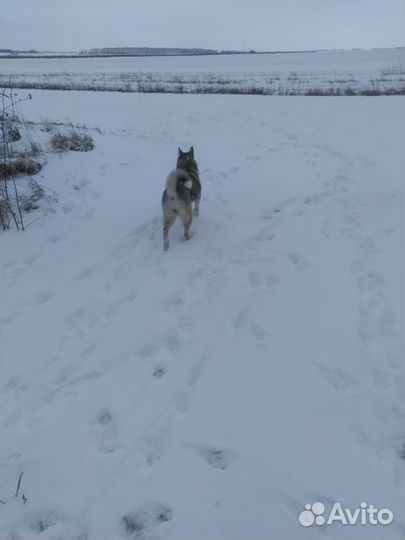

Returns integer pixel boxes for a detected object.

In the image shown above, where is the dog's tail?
[165,169,192,198]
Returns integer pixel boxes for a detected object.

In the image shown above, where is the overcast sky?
[1,0,403,52]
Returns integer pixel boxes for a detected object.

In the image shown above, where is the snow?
[0,48,403,94]
[0,90,404,539]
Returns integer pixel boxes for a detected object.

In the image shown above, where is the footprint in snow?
[356,271,385,293]
[46,231,64,244]
[0,311,18,327]
[174,386,192,414]
[186,354,206,387]
[79,207,95,222]
[29,290,52,307]
[187,367,201,388]
[358,300,396,347]
[62,201,75,215]
[3,375,30,394]
[187,444,238,471]
[152,367,165,379]
[90,189,101,200]
[81,341,97,357]
[203,449,233,470]
[121,503,173,537]
[163,290,185,311]
[28,510,58,534]
[162,329,182,353]
[305,158,317,167]
[266,273,280,287]
[233,310,248,330]
[137,341,159,359]
[288,252,305,269]
[98,163,108,177]
[76,263,100,280]
[27,509,86,539]
[248,269,260,287]
[249,323,266,341]
[1,291,52,323]
[253,228,274,243]
[91,408,118,454]
[312,361,357,392]
[23,252,39,266]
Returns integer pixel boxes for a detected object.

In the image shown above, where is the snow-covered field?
[0,48,404,95]
[0,90,404,539]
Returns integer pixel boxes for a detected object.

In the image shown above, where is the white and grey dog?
[161,146,202,250]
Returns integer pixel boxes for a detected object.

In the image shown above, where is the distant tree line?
[78,47,256,56]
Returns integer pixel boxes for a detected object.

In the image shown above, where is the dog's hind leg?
[178,205,192,241]
[193,196,201,217]
[163,212,177,251]
[183,216,192,240]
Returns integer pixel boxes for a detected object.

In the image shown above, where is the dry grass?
[51,131,94,152]
[0,158,42,179]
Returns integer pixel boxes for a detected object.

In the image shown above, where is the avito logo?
[298,502,394,527]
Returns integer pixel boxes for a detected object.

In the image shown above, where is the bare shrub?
[51,131,94,152]
[0,158,41,179]
[8,126,21,142]
[0,196,11,229]
[19,179,45,212]
[0,87,46,230]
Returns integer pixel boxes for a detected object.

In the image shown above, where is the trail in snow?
[0,92,403,539]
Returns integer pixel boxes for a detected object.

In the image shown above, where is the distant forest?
[79,47,256,56]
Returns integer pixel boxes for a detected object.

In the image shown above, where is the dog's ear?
[189,146,194,157]
[178,147,183,156]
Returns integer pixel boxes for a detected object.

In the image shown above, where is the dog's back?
[176,146,201,203]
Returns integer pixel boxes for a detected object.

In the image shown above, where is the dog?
[161,146,202,250]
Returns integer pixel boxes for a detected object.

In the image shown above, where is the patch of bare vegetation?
[0,158,41,178]
[0,62,403,96]
[1,88,35,230]
[51,131,94,152]
[1,86,95,231]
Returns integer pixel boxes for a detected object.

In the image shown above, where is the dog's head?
[177,146,197,170]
